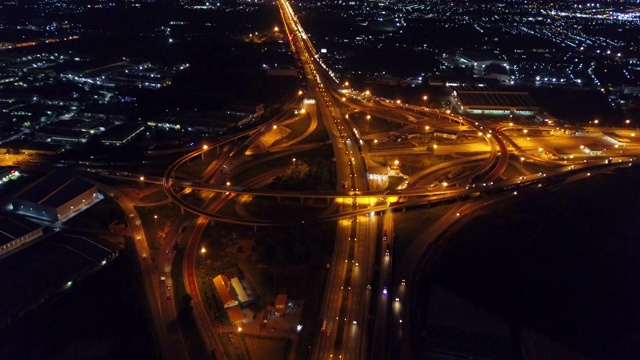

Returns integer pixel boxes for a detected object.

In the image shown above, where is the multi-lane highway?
[67,3,640,360]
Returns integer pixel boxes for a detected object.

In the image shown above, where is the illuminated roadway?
[277,0,375,359]
[140,2,640,359]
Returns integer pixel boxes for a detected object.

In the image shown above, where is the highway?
[90,105,636,360]
[276,0,377,359]
[60,5,639,360]
[3,3,635,360]
[87,181,190,360]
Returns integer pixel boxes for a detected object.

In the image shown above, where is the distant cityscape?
[0,1,639,359]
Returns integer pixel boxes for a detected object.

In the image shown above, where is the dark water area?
[416,167,640,359]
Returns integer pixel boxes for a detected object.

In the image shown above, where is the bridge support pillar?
[254,225,257,232]
[277,196,280,202]
[301,197,304,203]
[210,218,214,226]
[181,206,184,215]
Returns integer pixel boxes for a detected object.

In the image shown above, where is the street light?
[625,119,631,127]
[201,145,208,162]
[153,215,158,239]
[292,158,296,168]
[422,95,428,107]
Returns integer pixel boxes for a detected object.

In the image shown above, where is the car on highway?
[382,286,388,295]
[383,229,387,241]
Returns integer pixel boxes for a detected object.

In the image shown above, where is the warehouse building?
[230,277,250,304]
[213,274,239,309]
[11,172,99,222]
[452,87,540,116]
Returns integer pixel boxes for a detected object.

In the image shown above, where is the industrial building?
[11,172,99,222]
[274,294,288,317]
[99,122,145,146]
[454,51,512,83]
[213,275,239,309]
[0,140,65,156]
[452,87,540,116]
[230,277,250,304]
[226,307,245,325]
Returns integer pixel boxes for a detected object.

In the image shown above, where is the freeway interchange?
[78,1,640,359]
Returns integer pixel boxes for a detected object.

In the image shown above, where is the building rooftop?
[36,127,91,141]
[455,87,538,109]
[226,307,245,324]
[458,51,505,63]
[13,172,96,209]
[0,139,65,153]
[231,277,249,304]
[213,275,239,308]
[100,122,145,143]
[275,293,288,308]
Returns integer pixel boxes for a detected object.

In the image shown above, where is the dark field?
[420,167,640,358]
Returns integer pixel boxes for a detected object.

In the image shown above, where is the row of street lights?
[343,84,429,109]
[590,119,634,127]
